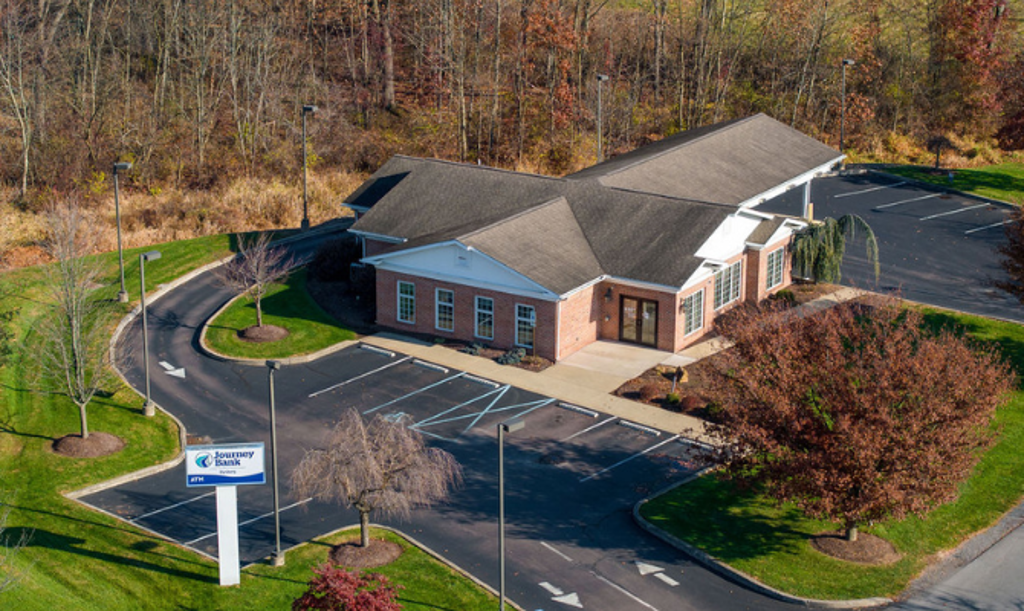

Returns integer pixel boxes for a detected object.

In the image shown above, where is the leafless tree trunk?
[292,409,462,548]
[213,232,292,329]
[37,203,116,440]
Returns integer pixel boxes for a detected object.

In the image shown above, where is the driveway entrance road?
[83,235,803,611]
[755,172,1022,323]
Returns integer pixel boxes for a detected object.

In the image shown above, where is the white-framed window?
[397,281,416,323]
[713,260,743,310]
[475,296,494,339]
[682,289,704,336]
[435,289,454,332]
[515,304,536,348]
[766,247,785,290]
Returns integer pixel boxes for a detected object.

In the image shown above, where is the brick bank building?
[343,114,841,362]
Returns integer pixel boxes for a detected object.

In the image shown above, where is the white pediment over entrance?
[364,241,558,300]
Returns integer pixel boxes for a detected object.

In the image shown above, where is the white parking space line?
[412,397,555,432]
[184,497,313,546]
[919,203,989,221]
[874,192,942,210]
[833,181,906,198]
[580,435,681,483]
[308,355,411,397]
[129,491,215,523]
[541,541,575,562]
[591,572,660,611]
[363,371,466,414]
[965,219,1012,235]
[560,416,617,442]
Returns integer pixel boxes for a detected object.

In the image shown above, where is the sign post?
[186,443,266,586]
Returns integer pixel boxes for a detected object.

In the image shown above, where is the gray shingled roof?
[566,113,841,206]
[349,114,835,293]
[746,217,788,246]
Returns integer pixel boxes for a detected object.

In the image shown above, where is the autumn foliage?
[705,297,1013,539]
[292,564,402,611]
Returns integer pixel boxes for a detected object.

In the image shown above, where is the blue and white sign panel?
[186,443,266,488]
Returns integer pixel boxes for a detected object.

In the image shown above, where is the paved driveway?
[756,172,1023,322]
[81,250,804,611]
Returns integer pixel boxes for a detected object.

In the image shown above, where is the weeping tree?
[292,409,462,549]
[791,214,879,284]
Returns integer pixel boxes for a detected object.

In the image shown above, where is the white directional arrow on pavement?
[635,561,664,576]
[159,361,186,379]
[552,592,583,608]
[539,582,564,596]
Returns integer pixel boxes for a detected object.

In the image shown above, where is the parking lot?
[756,171,1022,322]
[81,344,709,610]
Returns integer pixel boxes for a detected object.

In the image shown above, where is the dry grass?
[0,170,366,271]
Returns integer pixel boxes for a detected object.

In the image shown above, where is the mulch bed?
[238,324,290,342]
[434,339,554,372]
[614,356,720,417]
[810,530,902,565]
[329,539,404,568]
[52,432,125,458]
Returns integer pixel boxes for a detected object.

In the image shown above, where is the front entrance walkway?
[540,340,671,393]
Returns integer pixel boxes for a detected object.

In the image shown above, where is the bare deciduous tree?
[705,297,1012,542]
[214,232,291,329]
[292,409,462,548]
[36,203,117,440]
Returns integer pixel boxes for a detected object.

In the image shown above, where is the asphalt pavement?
[755,171,1022,322]
[84,231,805,611]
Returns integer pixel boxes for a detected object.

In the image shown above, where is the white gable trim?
[366,241,561,301]
[350,229,407,244]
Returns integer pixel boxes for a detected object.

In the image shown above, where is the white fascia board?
[341,202,371,213]
[557,274,608,300]
[374,261,560,301]
[680,264,716,291]
[738,157,844,209]
[349,229,407,244]
[557,273,682,300]
[695,213,762,262]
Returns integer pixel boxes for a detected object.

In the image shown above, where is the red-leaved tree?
[292,564,402,611]
[705,297,1013,541]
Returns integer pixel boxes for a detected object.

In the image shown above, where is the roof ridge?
[600,184,740,210]
[458,196,569,241]
[591,114,759,180]
[394,154,565,183]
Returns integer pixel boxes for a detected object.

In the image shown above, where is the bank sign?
[185,443,266,487]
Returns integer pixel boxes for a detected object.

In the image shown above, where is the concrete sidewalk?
[362,286,867,448]
[361,333,715,445]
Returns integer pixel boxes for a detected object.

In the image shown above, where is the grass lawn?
[883,162,1024,205]
[203,267,357,359]
[640,307,1024,600]
[0,234,492,610]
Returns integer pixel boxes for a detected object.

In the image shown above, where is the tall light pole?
[266,360,285,567]
[840,59,855,156]
[596,74,609,163]
[140,250,161,417]
[113,161,132,303]
[498,417,525,611]
[301,104,318,232]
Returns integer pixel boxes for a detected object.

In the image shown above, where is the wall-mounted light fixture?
[604,288,613,303]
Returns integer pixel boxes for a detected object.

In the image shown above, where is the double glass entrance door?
[620,296,658,347]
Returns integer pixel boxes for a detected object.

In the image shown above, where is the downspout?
[554,299,562,361]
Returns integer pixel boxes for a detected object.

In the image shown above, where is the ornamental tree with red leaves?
[292,564,402,611]
[705,297,1013,542]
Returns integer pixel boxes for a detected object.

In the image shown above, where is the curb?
[83,221,352,495]
[859,167,1019,211]
[632,474,892,609]
[196,291,361,366]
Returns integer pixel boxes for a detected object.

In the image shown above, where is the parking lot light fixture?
[498,417,525,611]
[840,59,855,156]
[140,250,161,416]
[113,161,132,303]
[266,360,285,566]
[301,104,318,232]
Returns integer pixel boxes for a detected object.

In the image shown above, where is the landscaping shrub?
[292,563,402,611]
[496,347,527,365]
[770,289,797,306]
[460,343,486,356]
[681,395,705,412]
[310,233,361,282]
[665,392,682,406]
[639,383,662,403]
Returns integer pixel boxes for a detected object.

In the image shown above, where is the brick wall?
[375,269,558,360]
[597,282,678,352]
[745,236,794,303]
[556,284,601,360]
[674,277,716,351]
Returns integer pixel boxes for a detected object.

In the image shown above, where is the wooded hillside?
[1,0,1022,265]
